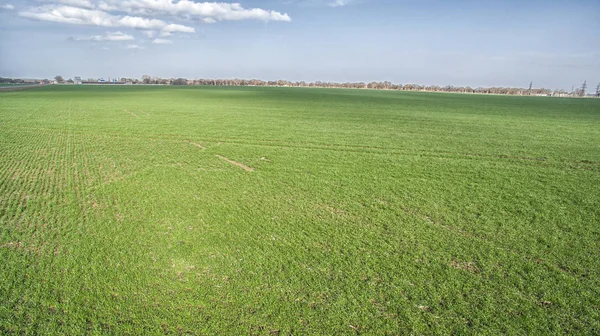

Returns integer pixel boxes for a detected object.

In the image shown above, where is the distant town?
[0,76,598,97]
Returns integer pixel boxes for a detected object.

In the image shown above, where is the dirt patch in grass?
[184,140,206,150]
[324,205,345,216]
[0,241,24,250]
[450,260,479,273]
[418,305,431,312]
[216,155,254,172]
[125,109,138,117]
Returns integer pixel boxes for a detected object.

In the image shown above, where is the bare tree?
[54,75,65,84]
[596,83,600,97]
[580,80,587,97]
[528,81,533,95]
[172,78,187,85]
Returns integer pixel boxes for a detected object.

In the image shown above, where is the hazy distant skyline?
[0,0,598,90]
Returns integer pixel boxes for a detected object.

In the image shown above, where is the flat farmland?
[1,85,599,334]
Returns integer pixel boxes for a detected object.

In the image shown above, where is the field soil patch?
[216,154,254,171]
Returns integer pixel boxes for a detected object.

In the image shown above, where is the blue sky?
[0,0,598,89]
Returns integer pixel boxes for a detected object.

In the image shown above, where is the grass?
[1,85,599,334]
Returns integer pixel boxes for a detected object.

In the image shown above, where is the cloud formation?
[17,1,290,45]
[0,3,14,10]
[285,0,353,8]
[104,0,291,22]
[152,38,172,44]
[329,0,349,7]
[23,1,291,23]
[19,5,196,34]
[51,0,95,8]
[71,31,135,41]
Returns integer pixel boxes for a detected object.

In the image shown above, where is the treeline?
[3,76,596,97]
[0,77,35,84]
[166,78,575,96]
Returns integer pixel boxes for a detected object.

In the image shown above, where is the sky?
[0,0,598,89]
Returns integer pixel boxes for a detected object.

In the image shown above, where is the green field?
[1,86,599,334]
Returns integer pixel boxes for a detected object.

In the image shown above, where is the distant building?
[74,76,82,85]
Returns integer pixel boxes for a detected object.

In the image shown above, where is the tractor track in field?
[215,155,254,172]
[184,140,206,150]
[5,126,599,172]
[125,109,138,117]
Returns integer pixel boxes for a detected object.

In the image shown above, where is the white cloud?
[284,0,353,8]
[329,0,350,7]
[17,1,290,47]
[125,44,142,49]
[18,5,196,32]
[0,3,14,10]
[72,31,134,41]
[31,0,291,23]
[152,38,172,44]
[97,2,119,11]
[105,0,292,22]
[51,0,95,9]
[161,23,194,34]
